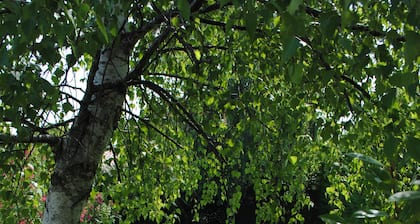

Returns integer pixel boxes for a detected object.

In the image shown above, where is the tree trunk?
[42,43,129,223]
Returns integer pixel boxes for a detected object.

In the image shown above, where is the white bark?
[42,44,129,223]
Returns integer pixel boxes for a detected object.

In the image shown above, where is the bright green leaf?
[289,155,298,165]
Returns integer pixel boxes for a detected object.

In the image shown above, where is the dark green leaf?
[96,18,109,43]
[287,0,303,15]
[406,136,420,162]
[282,38,301,63]
[405,31,420,62]
[389,191,420,202]
[353,209,387,218]
[177,0,191,20]
[0,48,9,66]
[347,152,384,167]
[245,11,257,39]
[384,135,398,162]
[381,88,396,109]
[288,63,304,84]
[319,214,345,224]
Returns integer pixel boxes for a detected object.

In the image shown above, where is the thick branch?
[0,133,60,145]
[126,28,173,81]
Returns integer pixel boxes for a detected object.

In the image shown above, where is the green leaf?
[287,0,303,15]
[177,0,191,20]
[319,214,345,224]
[282,37,301,63]
[353,209,387,218]
[0,48,9,66]
[346,152,384,167]
[96,18,109,43]
[288,63,304,84]
[406,136,420,162]
[245,11,257,39]
[404,31,420,62]
[341,10,354,28]
[389,191,420,202]
[370,166,392,184]
[384,135,398,161]
[62,102,73,113]
[320,14,341,38]
[206,97,215,106]
[289,155,298,165]
[381,88,396,109]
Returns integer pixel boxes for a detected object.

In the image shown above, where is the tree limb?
[144,72,221,90]
[0,133,61,145]
[131,80,225,163]
[159,45,228,54]
[304,5,406,42]
[126,27,173,81]
[341,75,371,100]
[122,109,184,149]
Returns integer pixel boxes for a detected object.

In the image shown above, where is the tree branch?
[122,109,184,149]
[341,75,371,100]
[126,27,173,81]
[304,5,406,42]
[131,80,225,163]
[109,142,122,182]
[144,72,220,90]
[159,45,228,54]
[297,36,371,100]
[0,133,61,145]
[198,17,247,31]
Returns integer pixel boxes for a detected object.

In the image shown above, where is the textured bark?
[42,43,129,223]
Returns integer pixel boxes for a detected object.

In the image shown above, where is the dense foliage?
[0,0,419,223]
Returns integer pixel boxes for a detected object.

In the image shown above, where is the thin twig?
[135,80,225,163]
[144,72,220,89]
[126,27,173,81]
[122,109,184,149]
[159,45,228,54]
[109,142,122,182]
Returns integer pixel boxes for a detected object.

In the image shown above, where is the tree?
[0,0,419,223]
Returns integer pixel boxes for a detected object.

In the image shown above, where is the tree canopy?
[0,0,419,223]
